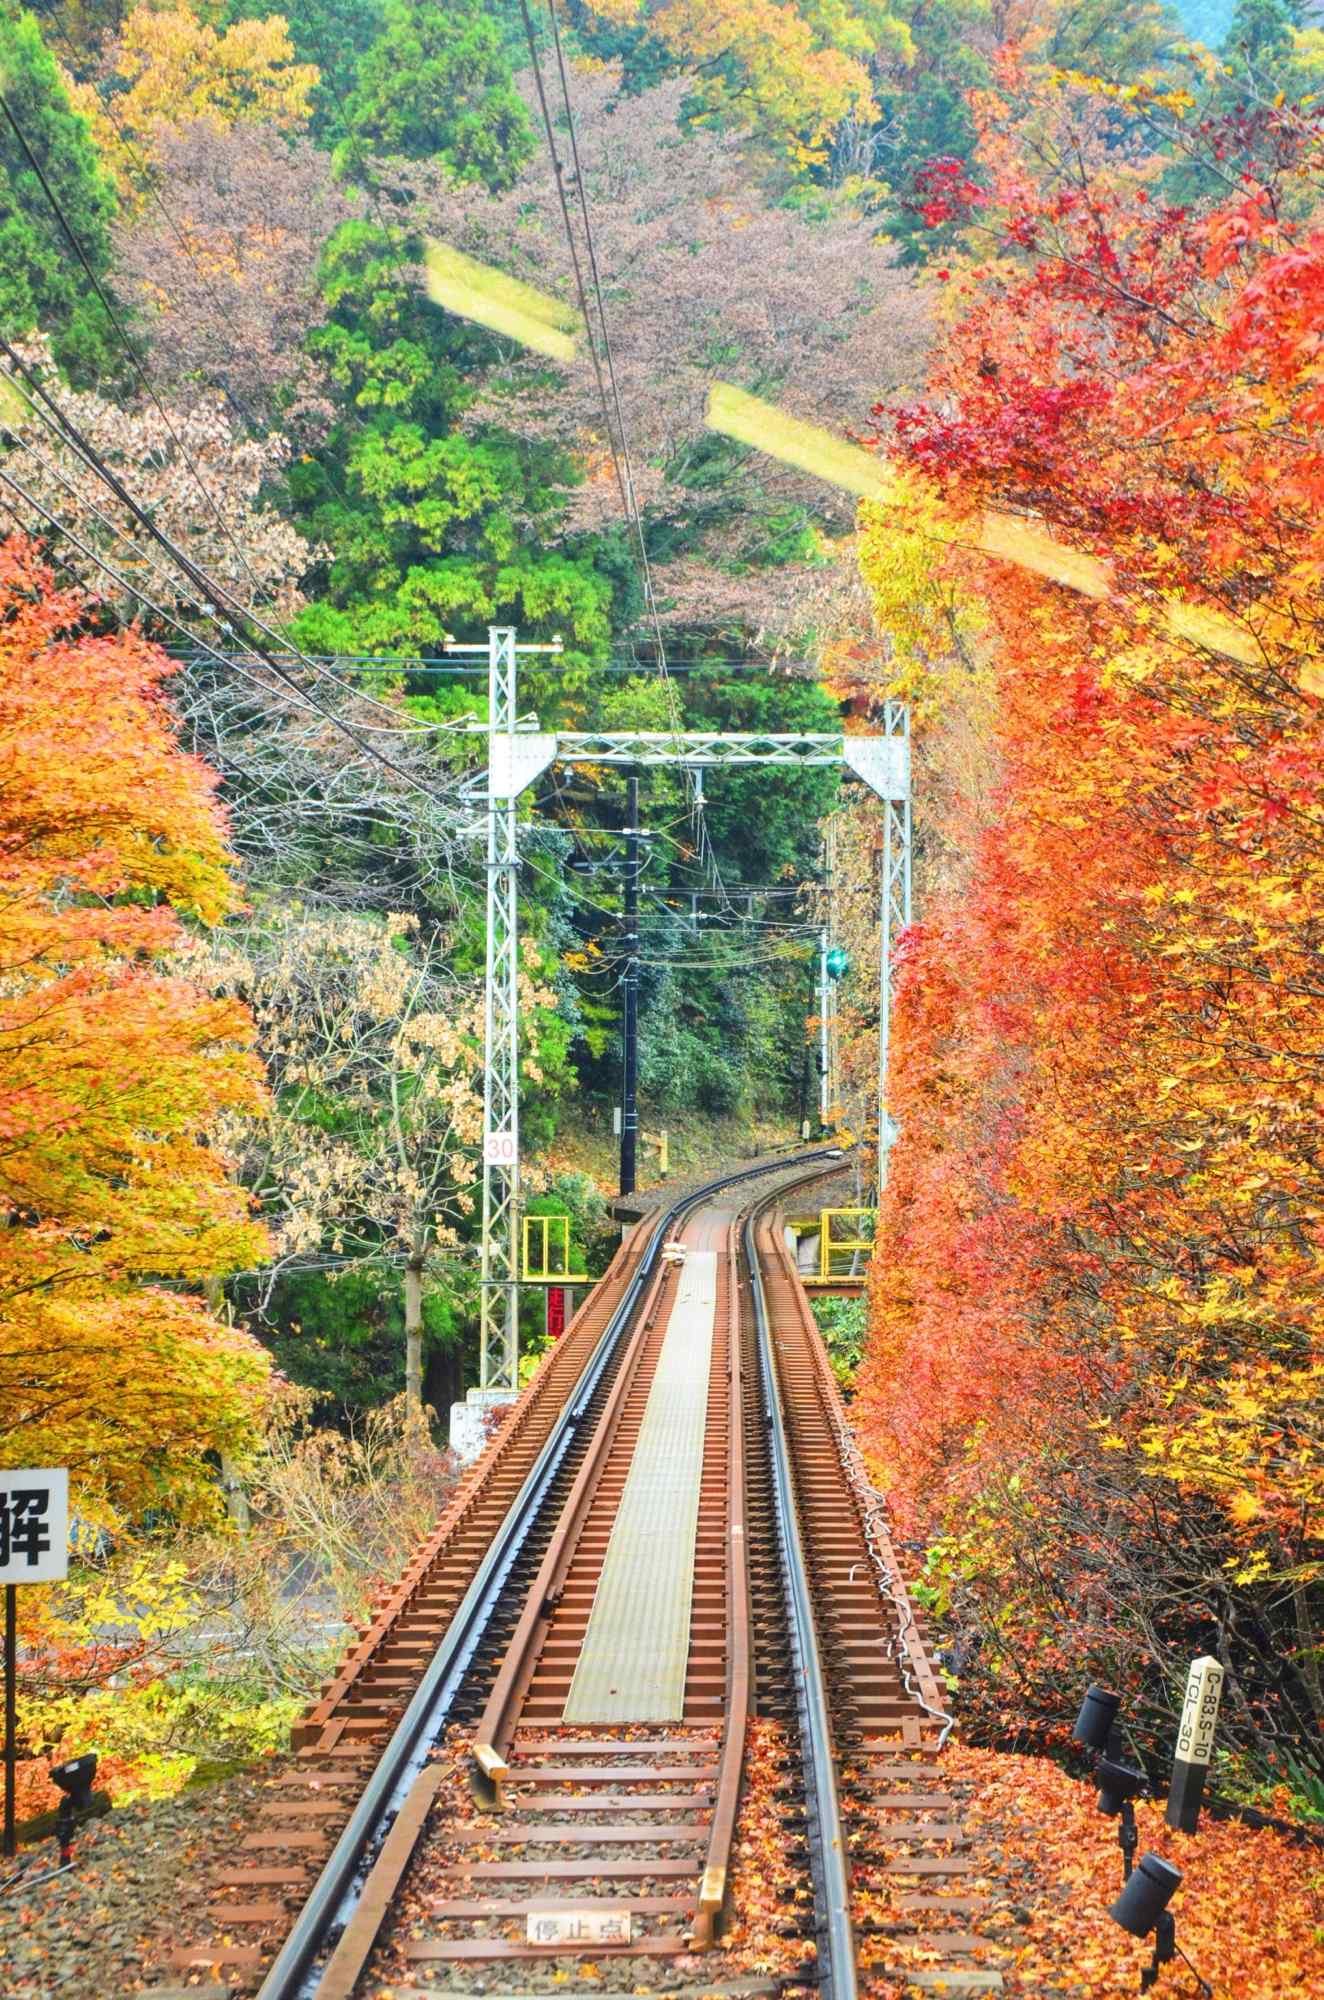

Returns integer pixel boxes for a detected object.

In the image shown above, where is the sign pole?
[1,1468,70,1857]
[1166,1654,1224,1833]
[4,1583,15,1858]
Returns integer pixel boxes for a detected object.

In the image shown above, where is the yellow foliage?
[583,1,885,160]
[68,8,317,196]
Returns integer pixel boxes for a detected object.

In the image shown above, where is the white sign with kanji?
[525,1907,632,1947]
[0,1469,68,1584]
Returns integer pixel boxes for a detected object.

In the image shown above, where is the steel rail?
[255,1149,839,2000]
[692,1213,752,1944]
[745,1189,859,1999]
[775,1226,952,1740]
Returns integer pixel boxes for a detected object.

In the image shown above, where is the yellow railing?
[521,1213,589,1284]
[802,1207,875,1287]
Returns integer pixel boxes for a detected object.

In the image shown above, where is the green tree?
[0,9,120,382]
[1039,0,1191,73]
[878,2,1195,263]
[245,1262,464,1414]
[225,0,388,142]
[287,218,612,668]
[1222,0,1305,72]
[686,672,840,882]
[871,0,989,263]
[338,0,534,188]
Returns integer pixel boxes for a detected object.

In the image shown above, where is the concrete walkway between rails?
[562,1248,717,1723]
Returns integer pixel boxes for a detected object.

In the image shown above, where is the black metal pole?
[620,774,640,1197]
[800,947,817,1138]
[4,1583,16,1858]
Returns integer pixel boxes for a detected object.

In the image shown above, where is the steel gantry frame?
[460,628,911,1396]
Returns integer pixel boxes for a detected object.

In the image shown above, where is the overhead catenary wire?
[0,339,476,795]
[0,459,474,792]
[0,100,431,737]
[0,462,352,733]
[39,9,382,545]
[517,0,732,911]
[166,650,815,677]
[14,30,816,957]
[0,393,456,748]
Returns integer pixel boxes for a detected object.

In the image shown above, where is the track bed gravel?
[0,1763,281,1999]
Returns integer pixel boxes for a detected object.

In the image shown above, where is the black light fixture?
[1070,1686,1213,1999]
[1095,1755,1150,1875]
[1110,1852,1181,1939]
[1109,1852,1211,1998]
[50,1752,98,1864]
[51,1753,97,1804]
[1071,1690,1150,1924]
[1073,1683,1121,1753]
[1096,1757,1147,1816]
[0,1750,100,1898]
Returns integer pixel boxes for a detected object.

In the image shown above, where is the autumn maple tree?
[67,5,319,195]
[577,0,889,163]
[0,536,270,1524]
[855,60,1324,1788]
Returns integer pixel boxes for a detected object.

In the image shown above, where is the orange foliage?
[857,77,1324,1777]
[0,536,270,1525]
[946,1742,1324,1998]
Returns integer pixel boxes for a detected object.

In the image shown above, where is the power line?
[516,0,630,524]
[0,459,463,771]
[0,86,269,607]
[40,5,386,569]
[0,344,432,735]
[5,396,449,749]
[517,0,731,912]
[166,649,810,677]
[0,93,430,738]
[0,461,350,732]
[547,0,731,905]
[0,345,470,805]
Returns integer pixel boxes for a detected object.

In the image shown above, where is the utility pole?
[800,946,816,1139]
[620,771,640,1196]
[826,814,839,1124]
[818,926,830,1129]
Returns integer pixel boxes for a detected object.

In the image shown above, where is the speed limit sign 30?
[484,1130,518,1168]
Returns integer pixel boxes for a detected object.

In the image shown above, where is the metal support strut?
[482,627,520,1395]
[448,625,561,1397]
[877,701,912,1191]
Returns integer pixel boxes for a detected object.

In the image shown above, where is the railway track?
[168,1154,1002,2000]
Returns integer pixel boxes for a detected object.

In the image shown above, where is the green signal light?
[825,946,850,980]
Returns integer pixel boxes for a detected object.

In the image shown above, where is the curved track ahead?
[170,1154,991,2000]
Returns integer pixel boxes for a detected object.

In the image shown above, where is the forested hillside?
[0,0,1320,1935]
